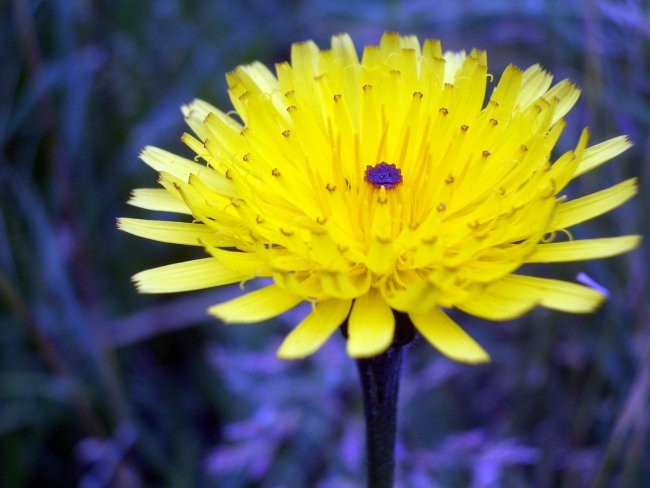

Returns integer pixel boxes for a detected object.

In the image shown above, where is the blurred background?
[1,0,648,486]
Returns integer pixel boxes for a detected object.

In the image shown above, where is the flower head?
[119,33,640,363]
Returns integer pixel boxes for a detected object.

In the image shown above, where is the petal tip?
[207,304,230,323]
[460,349,491,365]
[276,345,307,360]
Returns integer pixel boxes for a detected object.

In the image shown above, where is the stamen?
[364,162,403,189]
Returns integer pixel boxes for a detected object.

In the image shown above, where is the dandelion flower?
[119,33,640,363]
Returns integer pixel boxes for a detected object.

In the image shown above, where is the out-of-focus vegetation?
[1,1,648,486]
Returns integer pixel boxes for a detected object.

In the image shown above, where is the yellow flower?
[119,32,640,363]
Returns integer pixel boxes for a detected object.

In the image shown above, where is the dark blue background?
[1,1,648,486]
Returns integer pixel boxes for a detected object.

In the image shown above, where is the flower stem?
[354,313,413,488]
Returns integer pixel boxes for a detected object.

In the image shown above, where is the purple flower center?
[364,162,403,189]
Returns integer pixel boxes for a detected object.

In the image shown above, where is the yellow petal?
[331,33,359,67]
[498,275,605,313]
[489,64,523,111]
[346,289,394,358]
[410,307,490,364]
[544,79,581,125]
[164,173,242,229]
[203,110,245,158]
[379,32,404,58]
[273,271,324,299]
[181,98,221,120]
[456,280,539,320]
[516,64,553,109]
[227,61,280,95]
[265,251,318,273]
[205,246,270,276]
[140,145,206,177]
[117,218,234,246]
[209,285,302,323]
[127,188,191,214]
[551,178,638,230]
[451,56,487,117]
[574,136,632,177]
[366,239,396,275]
[133,258,247,293]
[526,236,642,263]
[320,271,370,299]
[384,278,440,315]
[140,146,235,197]
[277,299,352,359]
[291,40,321,84]
[443,51,467,83]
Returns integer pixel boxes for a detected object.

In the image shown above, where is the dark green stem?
[353,312,413,488]
[356,345,403,488]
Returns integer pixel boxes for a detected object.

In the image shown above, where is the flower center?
[364,162,403,189]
